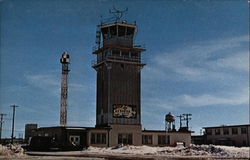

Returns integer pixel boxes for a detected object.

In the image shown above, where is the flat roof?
[142,130,192,133]
[203,124,250,129]
[99,22,136,29]
[37,126,111,130]
[92,45,146,54]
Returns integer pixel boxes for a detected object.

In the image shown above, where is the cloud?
[207,51,249,72]
[25,74,59,87]
[181,91,248,107]
[25,72,88,96]
[144,35,248,82]
[142,87,248,111]
[142,97,176,110]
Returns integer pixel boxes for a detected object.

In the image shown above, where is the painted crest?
[113,104,136,118]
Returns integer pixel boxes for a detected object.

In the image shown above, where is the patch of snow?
[7,144,248,159]
[0,144,25,158]
[82,144,249,158]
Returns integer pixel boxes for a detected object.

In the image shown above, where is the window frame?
[232,128,238,135]
[241,128,247,134]
[223,128,229,135]
[142,135,153,145]
[118,133,133,145]
[91,133,107,144]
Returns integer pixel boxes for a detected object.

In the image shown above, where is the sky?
[0,0,249,138]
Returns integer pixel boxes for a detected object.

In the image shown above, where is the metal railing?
[91,55,145,67]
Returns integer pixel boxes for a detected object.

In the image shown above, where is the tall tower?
[60,52,70,126]
[92,12,145,127]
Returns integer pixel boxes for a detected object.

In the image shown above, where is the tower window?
[126,27,134,38]
[112,50,120,57]
[110,26,117,37]
[131,52,138,58]
[101,27,109,39]
[122,51,129,57]
[118,26,126,37]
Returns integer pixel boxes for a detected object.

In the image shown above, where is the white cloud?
[26,74,59,87]
[144,35,248,82]
[208,51,249,72]
[142,87,248,110]
[25,72,88,96]
[142,97,175,110]
[181,91,248,107]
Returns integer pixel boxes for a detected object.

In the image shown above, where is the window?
[101,133,106,144]
[206,129,212,135]
[142,135,152,145]
[122,51,129,57]
[215,129,220,135]
[101,27,109,39]
[110,26,117,37]
[158,135,168,145]
[112,50,120,57]
[223,128,229,135]
[241,128,247,134]
[118,26,126,37]
[126,27,134,38]
[131,52,138,58]
[232,128,238,135]
[118,133,133,145]
[91,133,106,144]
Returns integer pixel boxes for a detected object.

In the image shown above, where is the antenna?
[60,52,70,126]
[109,6,128,22]
[182,113,192,130]
[177,114,183,128]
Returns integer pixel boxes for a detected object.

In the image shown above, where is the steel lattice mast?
[60,52,70,126]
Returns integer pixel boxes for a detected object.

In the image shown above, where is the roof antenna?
[109,6,128,22]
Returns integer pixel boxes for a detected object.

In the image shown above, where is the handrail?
[91,55,145,66]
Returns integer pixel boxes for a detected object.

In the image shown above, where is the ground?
[0,144,249,160]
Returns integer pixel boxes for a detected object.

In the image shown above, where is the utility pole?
[0,113,7,142]
[177,114,183,128]
[182,113,192,130]
[10,105,19,144]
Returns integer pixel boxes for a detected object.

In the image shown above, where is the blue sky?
[0,0,249,138]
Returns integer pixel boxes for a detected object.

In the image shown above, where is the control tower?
[92,10,146,127]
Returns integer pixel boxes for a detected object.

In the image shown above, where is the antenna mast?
[60,52,70,126]
[109,6,128,22]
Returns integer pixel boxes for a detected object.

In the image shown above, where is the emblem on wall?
[113,104,136,118]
